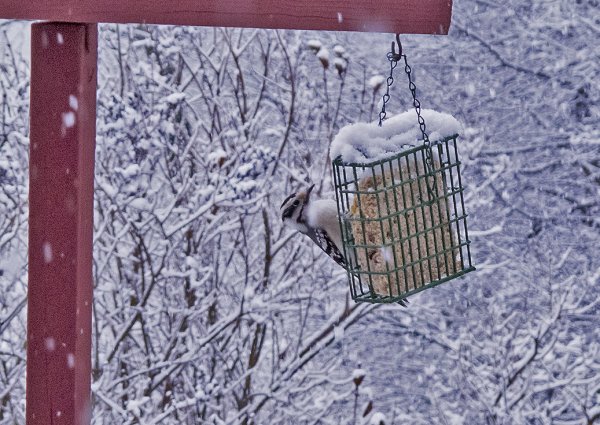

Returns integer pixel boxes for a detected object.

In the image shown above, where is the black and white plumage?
[280,185,409,306]
[280,184,346,267]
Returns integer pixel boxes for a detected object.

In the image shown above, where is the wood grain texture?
[0,0,452,34]
[27,22,97,425]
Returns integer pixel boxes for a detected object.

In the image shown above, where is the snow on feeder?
[331,39,474,304]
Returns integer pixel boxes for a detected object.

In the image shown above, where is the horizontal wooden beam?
[0,0,452,34]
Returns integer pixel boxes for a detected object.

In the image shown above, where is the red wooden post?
[27,23,98,425]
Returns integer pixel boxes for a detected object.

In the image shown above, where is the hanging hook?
[390,33,403,61]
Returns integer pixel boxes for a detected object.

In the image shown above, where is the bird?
[280,184,409,307]
[280,184,346,268]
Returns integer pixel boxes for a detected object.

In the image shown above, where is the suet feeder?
[332,37,474,304]
[333,135,474,304]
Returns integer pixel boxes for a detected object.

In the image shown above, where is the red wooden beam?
[0,0,452,34]
[27,22,97,425]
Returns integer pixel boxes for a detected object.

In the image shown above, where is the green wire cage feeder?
[331,37,475,304]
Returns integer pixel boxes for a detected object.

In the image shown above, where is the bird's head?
[280,184,315,233]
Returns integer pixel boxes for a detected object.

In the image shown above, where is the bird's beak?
[306,184,315,200]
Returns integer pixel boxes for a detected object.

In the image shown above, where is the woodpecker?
[280,185,410,307]
[280,184,346,267]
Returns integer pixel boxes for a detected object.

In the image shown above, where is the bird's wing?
[308,228,347,268]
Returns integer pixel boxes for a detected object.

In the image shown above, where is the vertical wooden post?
[27,22,97,425]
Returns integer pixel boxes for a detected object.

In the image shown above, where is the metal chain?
[403,55,429,147]
[402,54,435,183]
[378,34,437,198]
[378,50,398,127]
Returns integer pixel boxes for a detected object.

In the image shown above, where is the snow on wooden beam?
[27,22,97,425]
[0,0,452,34]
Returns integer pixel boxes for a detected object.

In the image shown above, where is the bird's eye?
[293,200,300,207]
